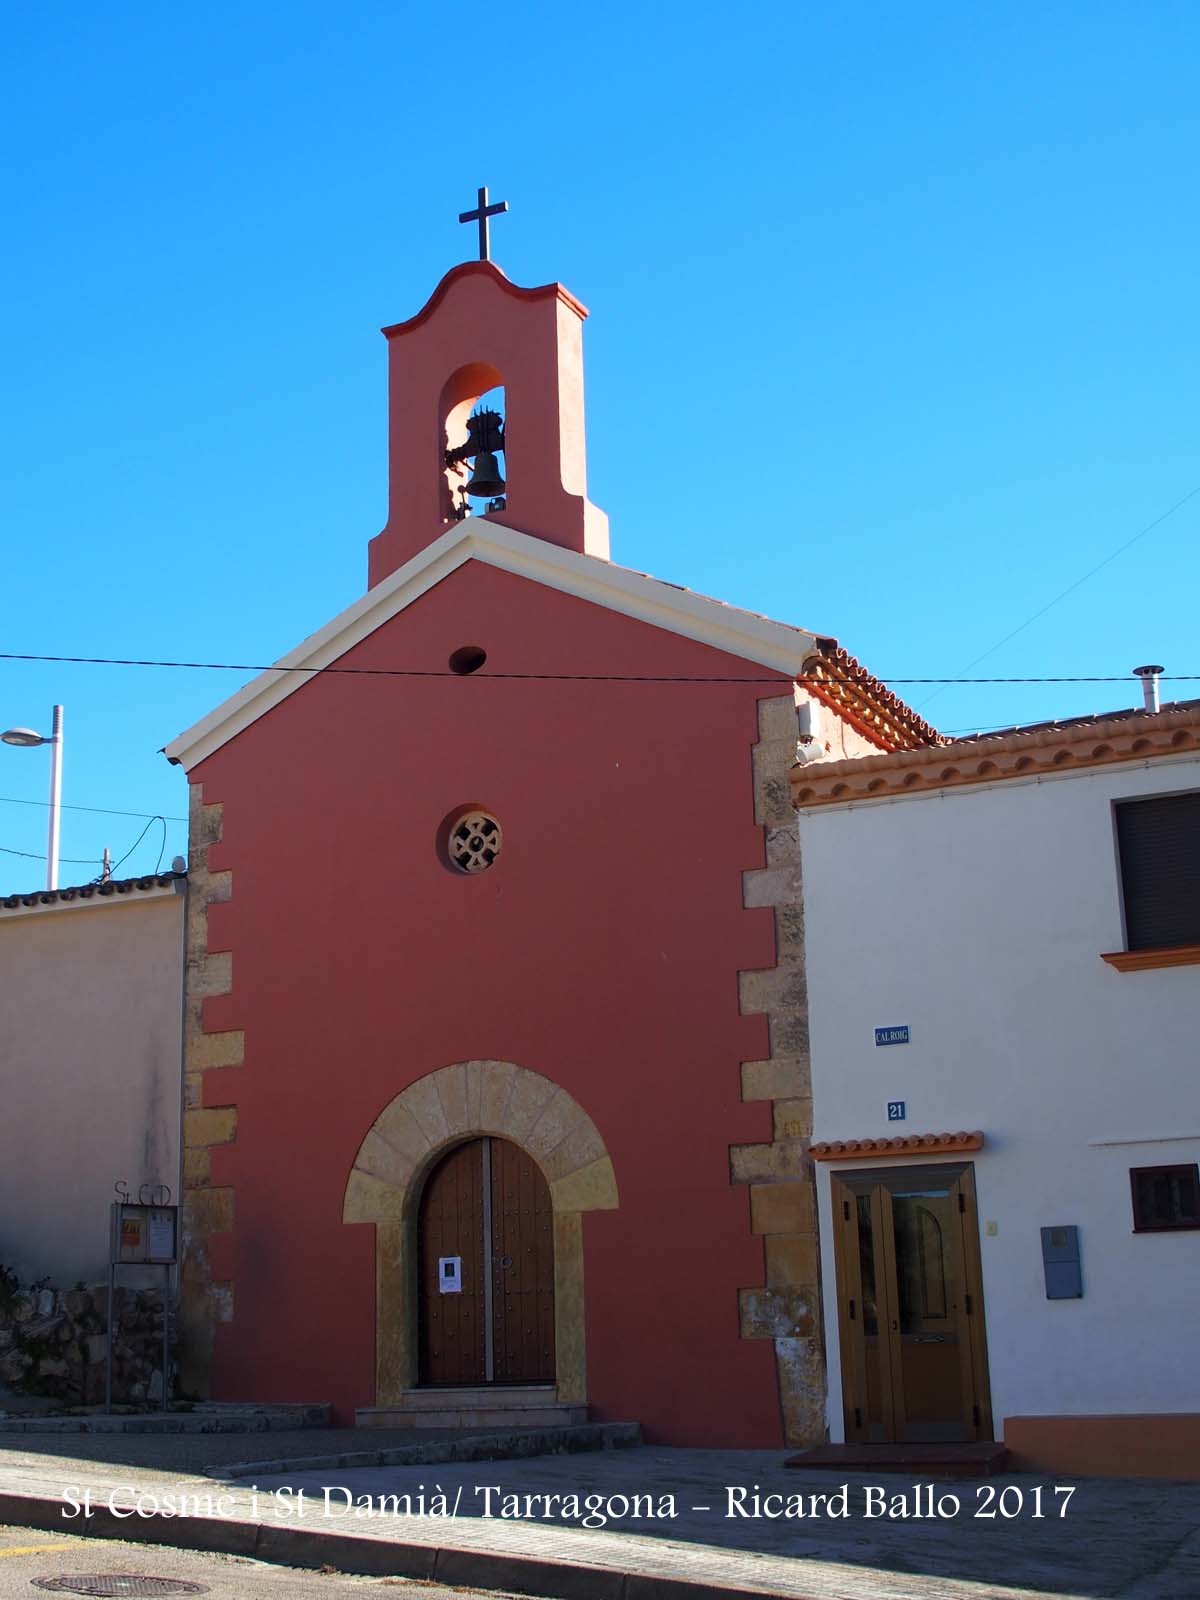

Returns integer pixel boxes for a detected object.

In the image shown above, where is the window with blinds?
[1115,792,1200,951]
[1130,1164,1200,1233]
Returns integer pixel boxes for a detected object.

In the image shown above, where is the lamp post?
[1,705,64,890]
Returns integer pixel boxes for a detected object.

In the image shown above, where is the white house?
[0,873,186,1285]
[792,692,1200,1479]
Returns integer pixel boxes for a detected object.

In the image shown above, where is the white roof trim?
[165,520,816,772]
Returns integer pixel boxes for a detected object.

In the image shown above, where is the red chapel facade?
[166,258,936,1446]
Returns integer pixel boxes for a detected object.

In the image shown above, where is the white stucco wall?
[0,887,184,1284]
[800,754,1200,1436]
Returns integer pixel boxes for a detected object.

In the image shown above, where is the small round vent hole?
[449,646,487,675]
[446,810,502,874]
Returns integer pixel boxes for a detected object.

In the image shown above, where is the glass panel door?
[832,1164,990,1445]
[880,1177,972,1442]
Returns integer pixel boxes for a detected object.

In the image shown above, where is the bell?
[466,450,506,499]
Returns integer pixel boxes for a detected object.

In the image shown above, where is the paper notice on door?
[438,1255,462,1293]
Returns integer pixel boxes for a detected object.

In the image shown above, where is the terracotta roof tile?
[951,696,1200,743]
[0,870,186,913]
[813,1131,985,1161]
[801,639,942,752]
[793,699,1200,807]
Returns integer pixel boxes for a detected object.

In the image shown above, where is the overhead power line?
[921,478,1200,708]
[1,814,170,877]
[109,816,168,876]
[0,844,102,865]
[0,794,188,824]
[1,652,1197,686]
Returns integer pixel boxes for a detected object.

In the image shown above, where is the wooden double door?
[418,1137,555,1386]
[832,1164,992,1443]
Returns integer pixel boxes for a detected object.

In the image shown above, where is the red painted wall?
[193,559,793,1446]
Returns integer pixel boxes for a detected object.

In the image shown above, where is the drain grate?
[32,1579,209,1597]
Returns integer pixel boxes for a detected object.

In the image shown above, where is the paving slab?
[0,1433,1196,1600]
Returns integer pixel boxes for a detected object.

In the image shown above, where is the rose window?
[448,811,502,874]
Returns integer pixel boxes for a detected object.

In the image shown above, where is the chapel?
[165,208,938,1445]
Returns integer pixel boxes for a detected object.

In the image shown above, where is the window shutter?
[1130,1164,1200,1232]
[1115,793,1200,951]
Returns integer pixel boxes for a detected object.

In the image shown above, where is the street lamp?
[1,705,64,891]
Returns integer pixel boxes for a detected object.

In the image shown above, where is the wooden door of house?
[418,1137,555,1386]
[832,1164,992,1443]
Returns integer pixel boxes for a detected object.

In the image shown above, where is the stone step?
[357,1395,586,1430]
[370,1385,556,1411]
[785,1440,1010,1478]
[209,1420,642,1478]
[0,1402,332,1435]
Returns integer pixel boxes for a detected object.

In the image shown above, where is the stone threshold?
[359,1385,586,1431]
[206,1419,642,1479]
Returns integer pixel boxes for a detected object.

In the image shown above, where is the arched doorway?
[418,1136,555,1386]
[343,1059,619,1406]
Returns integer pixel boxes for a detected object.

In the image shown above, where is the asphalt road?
[0,1524,526,1599]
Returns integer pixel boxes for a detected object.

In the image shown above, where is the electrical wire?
[107,815,169,877]
[920,479,1200,709]
[0,845,103,865]
[0,794,188,824]
[1,651,1198,685]
[2,814,172,882]
[7,476,1195,701]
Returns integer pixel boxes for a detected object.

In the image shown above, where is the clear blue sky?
[3,3,1197,891]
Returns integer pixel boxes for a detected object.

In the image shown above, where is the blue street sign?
[875,1025,910,1047]
[887,1101,907,1121]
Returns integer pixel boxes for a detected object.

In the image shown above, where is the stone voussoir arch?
[342,1060,618,1408]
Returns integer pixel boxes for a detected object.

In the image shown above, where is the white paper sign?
[438,1255,462,1294]
[148,1211,176,1262]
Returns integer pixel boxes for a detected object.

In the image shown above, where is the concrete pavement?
[0,1430,1196,1600]
[0,1521,525,1599]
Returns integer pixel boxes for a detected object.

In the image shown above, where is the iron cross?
[459,185,509,262]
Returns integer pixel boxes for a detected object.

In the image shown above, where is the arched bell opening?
[417,1135,555,1386]
[441,362,507,524]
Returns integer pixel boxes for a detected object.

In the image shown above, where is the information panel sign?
[110,1203,178,1265]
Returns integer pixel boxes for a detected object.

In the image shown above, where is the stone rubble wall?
[0,1277,172,1408]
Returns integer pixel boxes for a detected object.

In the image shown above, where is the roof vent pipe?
[797,700,821,741]
[1133,664,1164,713]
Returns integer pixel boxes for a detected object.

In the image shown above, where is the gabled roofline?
[164,520,820,773]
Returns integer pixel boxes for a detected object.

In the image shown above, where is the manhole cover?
[31,1579,208,1597]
